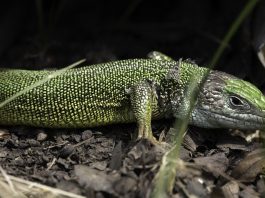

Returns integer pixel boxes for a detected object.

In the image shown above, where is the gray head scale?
[191,70,265,130]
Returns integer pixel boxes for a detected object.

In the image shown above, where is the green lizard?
[0,52,265,142]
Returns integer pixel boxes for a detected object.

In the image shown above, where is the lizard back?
[0,59,176,127]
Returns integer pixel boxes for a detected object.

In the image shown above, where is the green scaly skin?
[0,52,265,141]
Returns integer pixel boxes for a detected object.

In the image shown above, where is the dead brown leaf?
[231,149,265,182]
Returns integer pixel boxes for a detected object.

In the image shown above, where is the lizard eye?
[229,96,244,107]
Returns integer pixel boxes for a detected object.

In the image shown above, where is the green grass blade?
[210,0,259,67]
[151,0,259,197]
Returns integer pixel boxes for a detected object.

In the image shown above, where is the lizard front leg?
[129,80,158,143]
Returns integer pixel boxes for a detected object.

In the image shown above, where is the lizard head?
[192,70,265,130]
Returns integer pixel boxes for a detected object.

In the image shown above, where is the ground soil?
[0,1,265,197]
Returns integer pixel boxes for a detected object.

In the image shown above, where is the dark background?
[0,1,265,196]
[0,0,264,88]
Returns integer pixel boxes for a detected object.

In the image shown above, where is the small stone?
[13,157,24,166]
[37,131,48,141]
[58,145,75,158]
[81,130,93,140]
[0,151,8,158]
[28,139,40,147]
[72,134,81,142]
[42,155,50,162]
[0,129,10,140]
[57,158,70,169]
[18,140,28,149]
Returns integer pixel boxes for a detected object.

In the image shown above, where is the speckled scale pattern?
[0,59,177,127]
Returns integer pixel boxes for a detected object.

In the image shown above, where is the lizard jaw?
[191,108,265,130]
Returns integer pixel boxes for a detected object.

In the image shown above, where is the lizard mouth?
[195,108,265,130]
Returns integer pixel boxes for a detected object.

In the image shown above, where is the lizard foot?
[137,124,159,144]
[137,125,170,150]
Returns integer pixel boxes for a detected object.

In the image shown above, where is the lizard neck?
[158,60,209,120]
